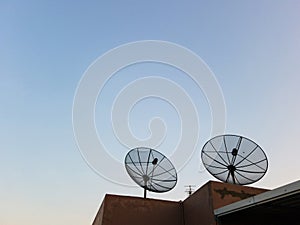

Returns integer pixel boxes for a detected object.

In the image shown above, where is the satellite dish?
[201,134,268,185]
[125,147,177,198]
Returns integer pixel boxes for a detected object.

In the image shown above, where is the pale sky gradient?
[1,1,300,225]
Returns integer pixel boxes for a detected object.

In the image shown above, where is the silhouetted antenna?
[125,147,177,198]
[201,134,268,185]
[185,185,196,196]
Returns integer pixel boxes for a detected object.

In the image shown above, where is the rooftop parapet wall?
[93,194,183,225]
[92,198,105,225]
[209,181,268,209]
[92,181,269,225]
[182,181,268,225]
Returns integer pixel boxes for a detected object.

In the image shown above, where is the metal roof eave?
[214,179,300,217]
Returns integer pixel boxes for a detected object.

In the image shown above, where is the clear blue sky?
[1,1,300,224]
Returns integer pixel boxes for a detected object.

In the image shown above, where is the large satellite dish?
[125,147,177,198]
[201,134,268,185]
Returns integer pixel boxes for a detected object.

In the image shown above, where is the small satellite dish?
[201,134,268,185]
[125,147,177,198]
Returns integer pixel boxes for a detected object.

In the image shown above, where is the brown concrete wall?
[182,181,269,225]
[92,181,270,225]
[183,181,215,225]
[210,181,268,210]
[94,194,183,225]
[92,198,105,225]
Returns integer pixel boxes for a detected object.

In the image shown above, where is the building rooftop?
[93,180,272,225]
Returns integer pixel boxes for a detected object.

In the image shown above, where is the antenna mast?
[185,185,195,196]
